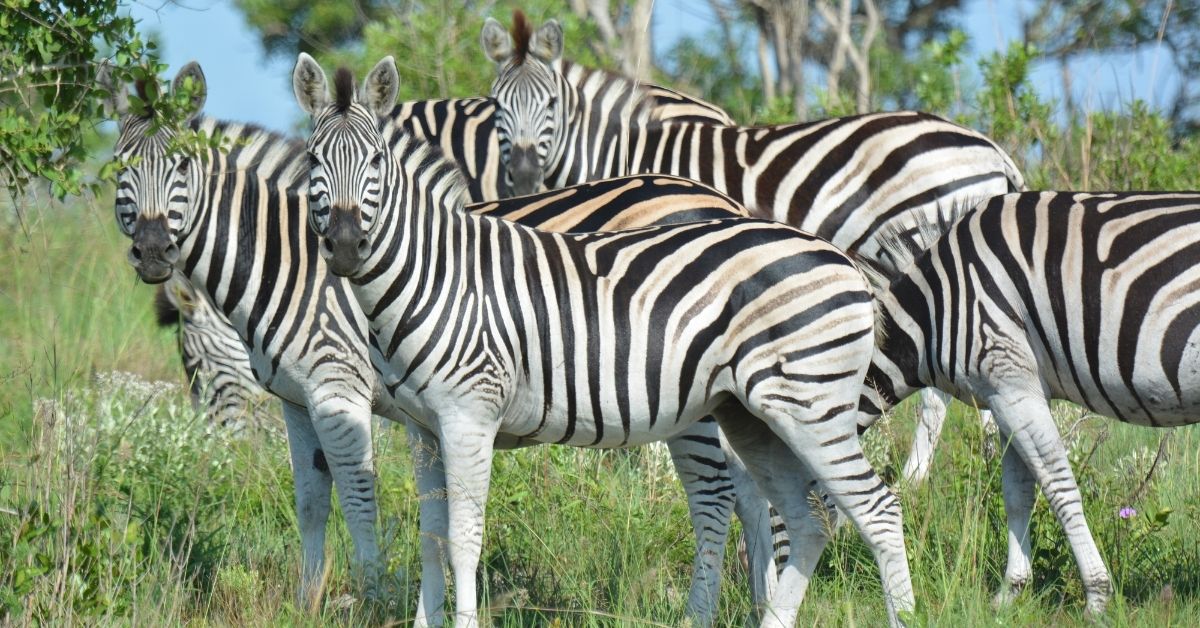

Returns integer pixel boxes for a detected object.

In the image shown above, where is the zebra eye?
[176,157,190,175]
[369,151,383,169]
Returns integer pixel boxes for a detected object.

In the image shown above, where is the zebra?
[858,191,1200,616]
[294,54,914,628]
[110,61,787,624]
[359,60,784,623]
[109,63,386,604]
[147,62,728,401]
[154,277,279,434]
[482,12,1022,485]
[390,64,730,202]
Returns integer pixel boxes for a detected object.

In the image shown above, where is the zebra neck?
[556,101,744,206]
[557,66,655,185]
[178,117,308,327]
[352,138,479,345]
[388,97,499,203]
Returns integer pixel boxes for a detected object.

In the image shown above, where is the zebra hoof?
[1083,579,1113,619]
[982,433,999,460]
[991,579,1026,610]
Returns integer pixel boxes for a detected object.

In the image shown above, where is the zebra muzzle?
[322,207,370,277]
[507,144,544,197]
[129,216,179,284]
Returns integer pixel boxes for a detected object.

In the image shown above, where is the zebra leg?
[436,414,500,628]
[665,416,735,628]
[407,419,449,627]
[980,409,1000,459]
[711,404,832,628]
[987,392,1112,615]
[719,428,779,615]
[281,401,333,608]
[901,387,951,485]
[309,396,382,595]
[993,425,1036,607]
[754,403,914,628]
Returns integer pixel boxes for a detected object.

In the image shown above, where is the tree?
[1021,0,1200,133]
[566,0,656,80]
[663,1,964,122]
[233,1,652,102]
[233,0,394,57]
[0,1,163,199]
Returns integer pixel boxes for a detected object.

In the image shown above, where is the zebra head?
[482,12,569,197]
[293,53,399,278]
[107,62,207,284]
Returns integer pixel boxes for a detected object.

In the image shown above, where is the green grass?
[3,204,1200,626]
[0,197,180,444]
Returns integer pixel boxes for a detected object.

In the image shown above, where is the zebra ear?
[292,52,329,116]
[96,61,130,118]
[360,56,399,117]
[480,17,513,64]
[529,19,563,63]
[172,61,207,119]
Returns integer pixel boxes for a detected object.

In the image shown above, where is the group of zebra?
[104,10,1200,628]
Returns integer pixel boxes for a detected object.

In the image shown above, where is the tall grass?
[0,197,179,446]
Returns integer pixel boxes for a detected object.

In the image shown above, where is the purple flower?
[1119,507,1137,519]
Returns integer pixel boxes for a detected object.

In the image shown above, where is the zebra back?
[486,14,1026,281]
[866,191,1200,427]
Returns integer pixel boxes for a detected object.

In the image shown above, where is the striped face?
[491,60,566,197]
[113,115,196,283]
[306,103,388,278]
[294,55,400,278]
[481,15,568,197]
[108,62,208,284]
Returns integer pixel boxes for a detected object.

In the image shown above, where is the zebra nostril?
[357,237,370,259]
[130,245,143,261]
[165,243,180,264]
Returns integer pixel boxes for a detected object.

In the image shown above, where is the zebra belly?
[1060,328,1200,427]
[497,393,728,449]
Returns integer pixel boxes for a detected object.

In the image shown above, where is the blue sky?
[128,0,1184,133]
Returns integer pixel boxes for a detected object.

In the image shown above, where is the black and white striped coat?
[295,55,914,628]
[482,14,1018,486]
[111,65,384,603]
[154,278,278,434]
[114,62,781,623]
[860,191,1200,616]
[482,16,1024,277]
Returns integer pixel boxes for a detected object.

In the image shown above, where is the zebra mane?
[511,10,532,65]
[853,199,980,292]
[334,67,354,112]
[393,131,472,211]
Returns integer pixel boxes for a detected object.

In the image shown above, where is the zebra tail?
[994,140,1027,192]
